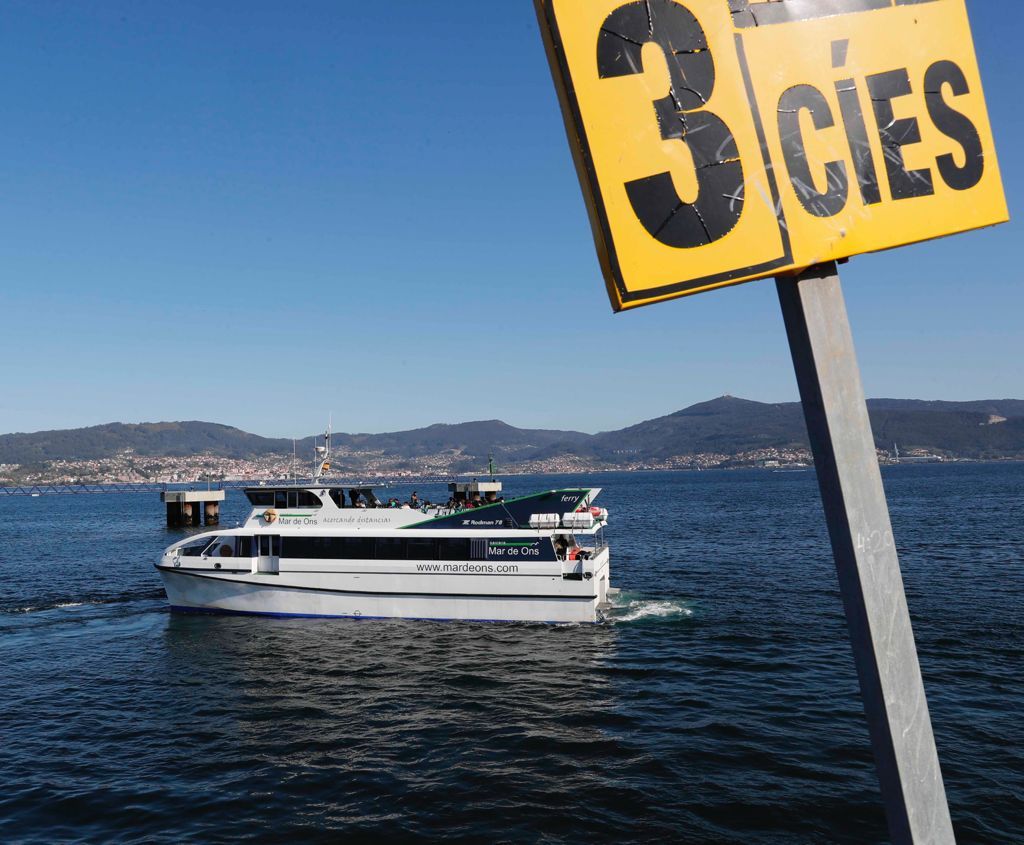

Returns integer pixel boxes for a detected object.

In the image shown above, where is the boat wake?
[608,593,693,623]
[2,589,165,615]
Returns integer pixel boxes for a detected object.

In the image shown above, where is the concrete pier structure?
[161,489,226,527]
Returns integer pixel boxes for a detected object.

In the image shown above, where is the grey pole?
[776,262,955,845]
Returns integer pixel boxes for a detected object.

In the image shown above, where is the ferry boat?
[156,436,613,623]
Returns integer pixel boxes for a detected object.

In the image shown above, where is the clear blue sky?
[0,1,1019,438]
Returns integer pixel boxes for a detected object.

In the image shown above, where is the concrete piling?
[161,490,226,528]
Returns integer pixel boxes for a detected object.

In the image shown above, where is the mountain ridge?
[2,396,1024,469]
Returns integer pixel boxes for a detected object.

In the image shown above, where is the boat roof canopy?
[244,485,384,507]
[449,481,502,494]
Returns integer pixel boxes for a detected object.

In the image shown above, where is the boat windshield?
[179,536,253,557]
[179,536,216,557]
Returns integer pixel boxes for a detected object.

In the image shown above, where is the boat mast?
[314,419,332,480]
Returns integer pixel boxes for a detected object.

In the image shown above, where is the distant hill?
[330,420,592,461]
[2,397,1024,468]
[587,396,808,460]
[866,399,1024,418]
[864,409,1024,457]
[575,396,1024,462]
[0,422,294,465]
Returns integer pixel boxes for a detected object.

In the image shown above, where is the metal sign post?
[777,262,954,844]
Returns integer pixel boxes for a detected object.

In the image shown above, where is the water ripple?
[0,466,1021,842]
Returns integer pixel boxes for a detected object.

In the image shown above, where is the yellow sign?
[536,0,1008,311]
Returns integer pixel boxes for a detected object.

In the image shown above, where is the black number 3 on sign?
[597,1,744,248]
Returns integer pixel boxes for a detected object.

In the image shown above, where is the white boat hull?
[158,482,613,624]
[159,550,610,624]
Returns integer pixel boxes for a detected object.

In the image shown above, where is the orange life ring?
[263,508,278,524]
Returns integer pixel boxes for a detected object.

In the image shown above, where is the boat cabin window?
[376,538,405,560]
[438,538,470,561]
[346,537,375,558]
[328,489,346,508]
[278,536,556,562]
[275,490,322,509]
[284,536,438,561]
[348,488,382,508]
[406,538,435,560]
[280,536,477,562]
[211,536,254,557]
[282,536,374,559]
[245,489,322,508]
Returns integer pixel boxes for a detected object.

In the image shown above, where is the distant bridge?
[0,482,232,497]
[0,477,455,496]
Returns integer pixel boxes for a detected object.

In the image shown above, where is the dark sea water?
[1,465,1021,843]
